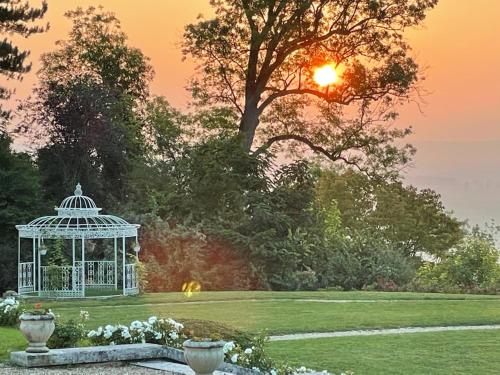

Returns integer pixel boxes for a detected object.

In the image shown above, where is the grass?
[4,291,500,373]
[29,292,500,334]
[0,327,25,361]
[267,330,500,375]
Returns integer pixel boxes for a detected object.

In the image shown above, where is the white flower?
[270,370,277,375]
[223,341,236,353]
[231,354,239,363]
[110,341,115,346]
[97,327,103,336]
[103,331,112,339]
[121,330,131,339]
[167,318,184,331]
[130,320,143,329]
[252,367,261,373]
[80,310,89,321]
[87,330,97,338]
[148,316,158,325]
[105,325,116,333]
[3,298,15,306]
[244,348,253,355]
[169,331,178,340]
[154,332,162,340]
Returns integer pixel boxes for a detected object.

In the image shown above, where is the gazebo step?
[10,343,165,367]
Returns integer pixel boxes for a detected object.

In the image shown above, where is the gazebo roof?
[16,183,139,239]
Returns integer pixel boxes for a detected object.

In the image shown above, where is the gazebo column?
[72,237,76,291]
[32,236,36,293]
[114,237,118,290]
[17,235,20,294]
[122,236,126,295]
[37,236,41,294]
[81,235,86,297]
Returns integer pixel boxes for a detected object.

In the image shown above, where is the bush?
[181,319,254,348]
[47,319,85,349]
[0,297,22,326]
[414,231,500,292]
[329,230,416,290]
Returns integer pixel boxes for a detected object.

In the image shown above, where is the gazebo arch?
[16,183,141,298]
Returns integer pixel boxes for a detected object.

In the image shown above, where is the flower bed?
[87,316,184,347]
[85,314,352,375]
[0,298,22,326]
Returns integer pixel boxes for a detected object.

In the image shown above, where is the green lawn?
[268,330,500,375]
[30,292,500,334]
[0,327,25,361]
[4,291,500,373]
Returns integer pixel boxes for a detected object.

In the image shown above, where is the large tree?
[184,0,437,174]
[0,0,47,121]
[20,7,153,207]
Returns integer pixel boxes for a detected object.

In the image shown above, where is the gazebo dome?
[16,183,139,239]
[56,183,101,217]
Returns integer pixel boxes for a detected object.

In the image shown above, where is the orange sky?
[3,0,500,225]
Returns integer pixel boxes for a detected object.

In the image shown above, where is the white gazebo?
[16,183,141,298]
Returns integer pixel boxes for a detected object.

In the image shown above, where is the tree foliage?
[183,0,437,175]
[316,168,463,257]
[0,0,47,120]
[0,132,42,292]
[20,6,153,208]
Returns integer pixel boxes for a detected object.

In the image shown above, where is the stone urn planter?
[19,312,55,353]
[183,339,226,375]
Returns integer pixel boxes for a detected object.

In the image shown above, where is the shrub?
[181,319,254,348]
[0,297,22,326]
[47,310,88,349]
[414,231,500,292]
[329,230,416,290]
[47,319,85,348]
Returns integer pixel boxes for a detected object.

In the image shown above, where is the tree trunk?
[239,97,260,152]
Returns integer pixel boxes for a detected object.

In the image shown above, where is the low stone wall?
[10,344,164,367]
[10,344,259,375]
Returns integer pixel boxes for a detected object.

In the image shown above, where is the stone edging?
[10,344,259,375]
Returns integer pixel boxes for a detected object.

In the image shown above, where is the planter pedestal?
[183,340,225,375]
[19,313,55,353]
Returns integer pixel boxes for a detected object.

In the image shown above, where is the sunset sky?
[5,0,500,227]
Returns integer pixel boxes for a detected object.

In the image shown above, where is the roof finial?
[75,183,82,196]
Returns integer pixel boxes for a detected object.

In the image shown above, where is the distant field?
[3,291,500,373]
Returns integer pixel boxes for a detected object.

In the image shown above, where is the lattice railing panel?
[19,262,34,294]
[79,261,115,288]
[124,263,139,295]
[40,265,84,298]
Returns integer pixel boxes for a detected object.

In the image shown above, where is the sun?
[313,64,338,87]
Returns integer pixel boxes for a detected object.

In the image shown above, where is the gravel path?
[0,362,162,375]
[269,324,500,341]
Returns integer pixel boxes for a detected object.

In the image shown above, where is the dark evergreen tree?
[0,132,43,293]
[0,0,47,120]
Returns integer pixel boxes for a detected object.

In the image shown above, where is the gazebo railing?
[76,261,115,288]
[18,262,34,294]
[39,265,84,298]
[124,263,139,295]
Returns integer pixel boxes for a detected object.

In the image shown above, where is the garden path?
[269,324,500,341]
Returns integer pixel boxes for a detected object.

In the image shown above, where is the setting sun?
[313,64,338,87]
